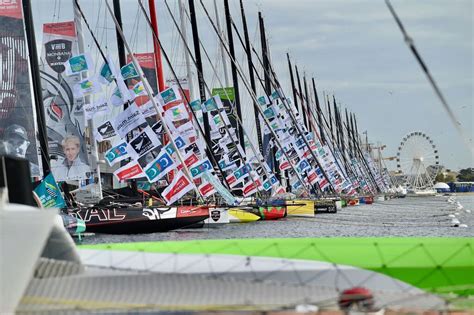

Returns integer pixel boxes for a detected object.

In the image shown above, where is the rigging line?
[136,0,237,192]
[175,3,279,189]
[200,2,323,193]
[102,0,204,201]
[178,2,277,188]
[229,19,334,194]
[198,0,313,193]
[163,1,271,197]
[385,0,473,156]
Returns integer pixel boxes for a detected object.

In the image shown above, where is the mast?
[23,0,49,176]
[345,108,353,157]
[213,0,230,87]
[73,0,102,198]
[258,11,281,181]
[178,0,194,100]
[223,0,245,148]
[327,96,334,143]
[295,65,309,130]
[287,54,299,115]
[303,74,312,132]
[148,0,165,91]
[112,0,126,67]
[239,0,263,154]
[312,78,325,144]
[188,0,211,146]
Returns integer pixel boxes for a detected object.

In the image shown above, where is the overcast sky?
[31,0,473,170]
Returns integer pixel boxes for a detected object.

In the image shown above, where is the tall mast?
[178,0,194,100]
[23,0,49,175]
[148,0,165,91]
[73,0,102,198]
[295,65,308,130]
[287,54,298,116]
[223,0,245,148]
[327,96,334,143]
[259,11,278,177]
[239,0,263,154]
[112,0,126,67]
[345,108,353,157]
[303,74,312,132]
[213,0,230,87]
[259,12,271,95]
[188,0,211,145]
[312,78,325,144]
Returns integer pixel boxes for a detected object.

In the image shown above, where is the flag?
[113,103,147,138]
[120,62,140,80]
[33,173,66,208]
[94,119,116,142]
[161,170,194,205]
[189,159,213,178]
[113,162,144,181]
[144,151,175,183]
[198,181,216,198]
[130,81,146,98]
[243,179,261,197]
[64,53,94,76]
[126,126,161,160]
[73,76,101,98]
[105,141,129,166]
[160,85,182,105]
[83,96,110,120]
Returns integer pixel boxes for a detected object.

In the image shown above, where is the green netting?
[81,237,474,296]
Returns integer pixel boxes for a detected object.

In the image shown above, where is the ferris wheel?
[396,131,440,191]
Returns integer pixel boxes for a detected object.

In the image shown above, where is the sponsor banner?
[218,158,237,172]
[83,96,110,120]
[202,171,237,206]
[126,53,158,106]
[33,173,66,208]
[243,179,261,197]
[0,2,42,177]
[113,103,147,138]
[198,181,216,198]
[64,52,94,76]
[159,85,181,105]
[144,151,175,183]
[104,141,129,166]
[40,20,92,180]
[165,102,189,121]
[176,205,209,218]
[126,126,161,160]
[307,169,319,185]
[279,160,291,171]
[130,80,146,98]
[176,152,200,171]
[120,62,140,80]
[73,76,101,98]
[257,95,271,106]
[189,159,213,179]
[97,59,114,85]
[164,135,187,155]
[113,161,144,182]
[161,170,193,205]
[138,97,159,118]
[233,164,250,180]
[94,120,116,142]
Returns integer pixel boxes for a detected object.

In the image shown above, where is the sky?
[30,0,473,171]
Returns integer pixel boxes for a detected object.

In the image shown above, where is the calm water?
[81,194,474,245]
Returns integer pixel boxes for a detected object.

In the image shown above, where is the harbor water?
[81,195,474,245]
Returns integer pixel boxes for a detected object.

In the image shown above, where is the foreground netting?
[16,237,473,313]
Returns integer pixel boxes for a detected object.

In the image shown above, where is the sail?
[39,21,91,182]
[0,0,42,177]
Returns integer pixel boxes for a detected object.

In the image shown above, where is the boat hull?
[314,200,337,213]
[68,205,209,234]
[286,199,314,217]
[257,206,287,220]
[228,209,260,223]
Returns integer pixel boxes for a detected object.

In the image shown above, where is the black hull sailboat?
[68,204,209,234]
